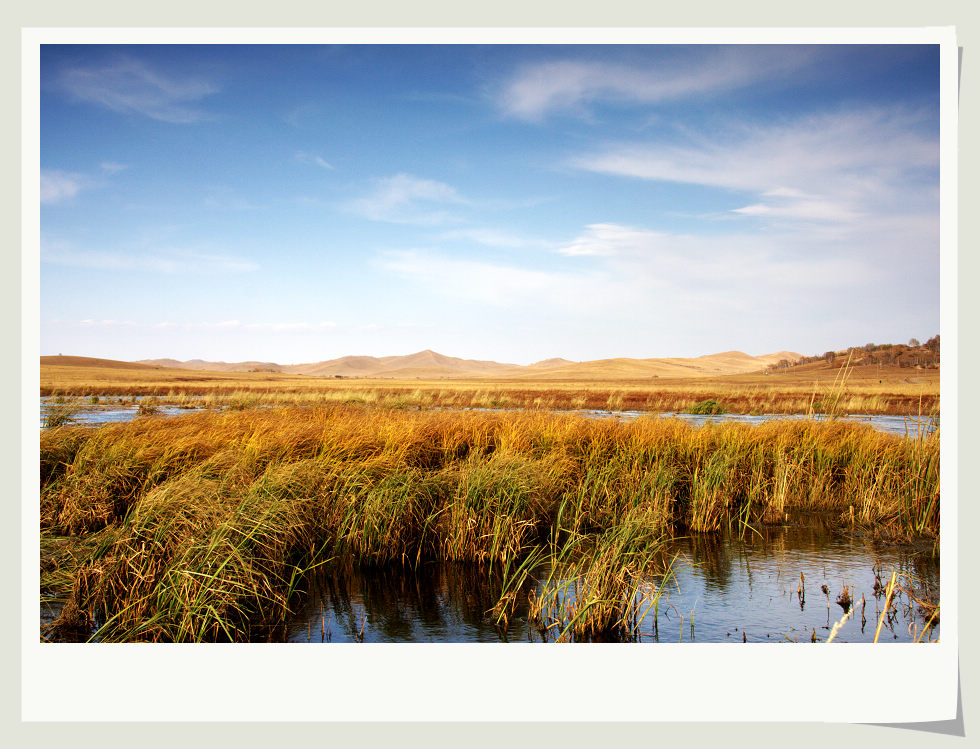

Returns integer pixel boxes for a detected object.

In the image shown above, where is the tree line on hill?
[768,335,940,372]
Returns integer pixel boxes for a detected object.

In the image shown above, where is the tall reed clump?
[62,457,328,641]
[438,452,564,565]
[525,505,670,641]
[40,405,938,641]
[42,402,81,429]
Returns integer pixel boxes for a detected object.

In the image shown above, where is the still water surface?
[39,399,935,436]
[285,520,938,644]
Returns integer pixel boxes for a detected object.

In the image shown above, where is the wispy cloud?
[376,249,593,307]
[202,186,260,212]
[99,161,130,174]
[237,321,337,331]
[282,102,320,129]
[73,319,337,331]
[346,173,468,225]
[573,108,938,224]
[42,163,131,204]
[55,58,218,123]
[731,190,859,223]
[375,207,904,330]
[40,170,85,204]
[496,48,814,122]
[42,245,258,274]
[555,223,874,291]
[536,216,928,344]
[434,227,552,250]
[556,223,666,257]
[295,151,334,170]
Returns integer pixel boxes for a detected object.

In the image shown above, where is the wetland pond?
[39,401,939,643]
[42,520,938,643]
[284,518,938,644]
[39,398,936,437]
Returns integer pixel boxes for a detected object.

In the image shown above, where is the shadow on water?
[282,521,939,644]
[43,521,939,644]
[285,561,546,643]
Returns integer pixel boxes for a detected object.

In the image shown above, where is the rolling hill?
[137,358,284,373]
[126,348,801,380]
[280,350,522,378]
[41,355,160,370]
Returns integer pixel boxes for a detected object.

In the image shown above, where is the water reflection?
[39,399,205,428]
[657,522,939,643]
[588,410,937,437]
[285,523,939,644]
[287,562,542,644]
[40,398,935,436]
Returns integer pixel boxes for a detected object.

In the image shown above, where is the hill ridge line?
[43,349,804,380]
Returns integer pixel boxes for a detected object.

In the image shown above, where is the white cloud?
[42,163,131,204]
[79,319,337,331]
[376,249,594,307]
[40,170,84,204]
[347,173,468,225]
[100,161,130,174]
[435,227,552,249]
[42,245,259,275]
[78,319,135,327]
[56,58,218,123]
[295,151,334,170]
[731,196,859,223]
[763,187,809,199]
[496,48,813,122]
[574,109,937,222]
[580,120,932,193]
[556,223,668,257]
[241,321,337,331]
[556,222,879,297]
[373,206,915,333]
[283,102,320,129]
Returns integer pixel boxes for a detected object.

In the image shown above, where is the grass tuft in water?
[686,399,726,415]
[43,402,81,429]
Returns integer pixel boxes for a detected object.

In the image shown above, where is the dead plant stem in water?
[873,571,898,643]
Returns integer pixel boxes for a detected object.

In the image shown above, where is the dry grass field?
[40,355,939,416]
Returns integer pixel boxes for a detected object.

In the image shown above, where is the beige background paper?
[6,1,976,744]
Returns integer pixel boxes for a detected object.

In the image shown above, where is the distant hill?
[767,337,939,373]
[528,358,577,369]
[505,350,803,380]
[41,355,160,370]
[121,348,802,380]
[280,349,521,378]
[138,358,283,373]
[702,350,802,369]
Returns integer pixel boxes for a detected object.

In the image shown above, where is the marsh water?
[39,398,936,437]
[39,402,940,643]
[284,519,939,644]
[41,516,939,644]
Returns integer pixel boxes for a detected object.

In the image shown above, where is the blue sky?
[39,44,940,364]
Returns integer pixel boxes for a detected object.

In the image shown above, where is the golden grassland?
[40,359,939,416]
[40,405,939,642]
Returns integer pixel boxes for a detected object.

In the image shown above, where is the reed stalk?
[873,571,898,643]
